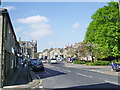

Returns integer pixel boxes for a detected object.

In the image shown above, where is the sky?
[1,0,118,52]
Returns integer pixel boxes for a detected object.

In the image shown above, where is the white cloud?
[15,27,23,33]
[30,24,50,30]
[72,22,80,28]
[2,6,16,10]
[17,15,49,24]
[16,15,53,40]
[29,29,53,39]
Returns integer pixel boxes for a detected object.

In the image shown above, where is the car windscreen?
[30,59,38,61]
[31,60,42,65]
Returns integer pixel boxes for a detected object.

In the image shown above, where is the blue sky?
[2,0,118,52]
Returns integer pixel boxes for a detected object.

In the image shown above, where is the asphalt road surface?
[35,61,120,89]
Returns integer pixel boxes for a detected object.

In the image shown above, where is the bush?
[115,62,120,64]
[73,60,86,64]
[111,59,118,63]
[93,60,110,66]
[86,60,110,66]
[86,63,96,66]
[73,60,111,66]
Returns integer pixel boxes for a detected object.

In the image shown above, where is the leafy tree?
[85,2,120,61]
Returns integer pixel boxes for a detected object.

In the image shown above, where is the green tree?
[85,2,120,61]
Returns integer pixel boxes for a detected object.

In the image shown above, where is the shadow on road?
[35,67,66,79]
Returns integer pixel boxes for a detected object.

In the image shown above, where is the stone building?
[0,9,20,87]
[62,42,93,61]
[39,49,49,59]
[49,48,62,59]
[19,39,37,59]
[62,46,73,58]
[39,48,63,60]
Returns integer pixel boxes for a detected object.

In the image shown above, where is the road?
[35,61,120,89]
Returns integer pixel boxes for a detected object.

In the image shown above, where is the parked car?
[71,57,77,62]
[42,59,48,63]
[28,58,37,66]
[50,58,57,64]
[30,58,44,71]
[66,57,72,63]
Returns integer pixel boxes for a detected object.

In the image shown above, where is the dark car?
[70,57,77,62]
[30,58,44,71]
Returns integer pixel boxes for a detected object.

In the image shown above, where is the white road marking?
[39,86,43,88]
[96,71,100,72]
[63,69,71,72]
[89,70,102,73]
[55,67,60,69]
[52,68,59,71]
[105,80,119,85]
[76,73,93,78]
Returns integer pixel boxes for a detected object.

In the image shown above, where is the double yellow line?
[32,75,43,88]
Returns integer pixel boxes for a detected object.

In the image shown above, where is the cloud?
[3,6,16,10]
[16,15,53,40]
[15,27,23,33]
[30,24,50,30]
[72,22,80,28]
[17,15,49,24]
[29,29,53,39]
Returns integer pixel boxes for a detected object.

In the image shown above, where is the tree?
[85,2,120,61]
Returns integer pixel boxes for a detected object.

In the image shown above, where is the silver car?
[50,59,57,64]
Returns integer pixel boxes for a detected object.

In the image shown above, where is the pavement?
[3,64,42,89]
[63,62,120,77]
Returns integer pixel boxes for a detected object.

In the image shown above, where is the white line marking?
[39,86,43,88]
[52,68,59,71]
[55,67,60,69]
[76,73,93,78]
[105,80,119,85]
[96,71,100,72]
[63,69,71,72]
